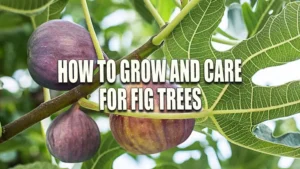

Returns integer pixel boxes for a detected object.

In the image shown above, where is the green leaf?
[0,122,2,137]
[49,0,68,19]
[81,132,125,169]
[242,0,286,37]
[154,163,181,169]
[129,0,154,23]
[152,0,176,21]
[32,0,68,27]
[273,117,299,136]
[0,80,3,90]
[32,7,49,27]
[0,0,56,16]
[0,12,28,32]
[254,124,300,147]
[10,162,62,169]
[164,0,300,158]
[154,141,209,169]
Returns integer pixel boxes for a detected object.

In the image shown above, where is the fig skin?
[46,104,100,162]
[109,82,195,154]
[27,20,106,90]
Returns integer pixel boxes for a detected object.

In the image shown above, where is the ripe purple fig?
[110,82,195,154]
[27,20,106,90]
[46,104,100,162]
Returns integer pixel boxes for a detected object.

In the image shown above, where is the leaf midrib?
[0,0,55,15]
[209,116,289,157]
[243,33,300,67]
[188,1,211,59]
[250,0,276,37]
[211,93,300,115]
[209,32,300,111]
[91,147,122,169]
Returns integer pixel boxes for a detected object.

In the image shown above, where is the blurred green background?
[1,0,300,168]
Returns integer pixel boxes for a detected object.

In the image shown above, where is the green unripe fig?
[46,104,100,162]
[110,82,195,154]
[27,20,106,90]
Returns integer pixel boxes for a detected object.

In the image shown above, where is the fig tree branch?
[30,16,53,138]
[0,0,202,143]
[0,38,160,144]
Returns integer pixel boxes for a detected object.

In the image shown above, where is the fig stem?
[43,88,51,101]
[71,102,81,111]
[30,17,37,30]
[80,0,104,60]
[0,38,160,144]
[144,0,165,28]
[152,0,200,45]
[79,98,99,111]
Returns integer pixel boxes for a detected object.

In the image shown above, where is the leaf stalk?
[152,0,200,45]
[144,0,165,28]
[80,0,104,60]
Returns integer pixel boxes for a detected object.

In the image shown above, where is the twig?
[30,17,52,136]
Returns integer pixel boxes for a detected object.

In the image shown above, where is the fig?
[27,20,106,90]
[46,104,100,162]
[109,82,195,154]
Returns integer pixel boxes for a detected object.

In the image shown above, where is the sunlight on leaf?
[164,0,300,157]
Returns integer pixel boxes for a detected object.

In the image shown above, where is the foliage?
[242,0,286,37]
[165,0,300,157]
[10,162,62,169]
[1,0,300,169]
[81,132,125,169]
